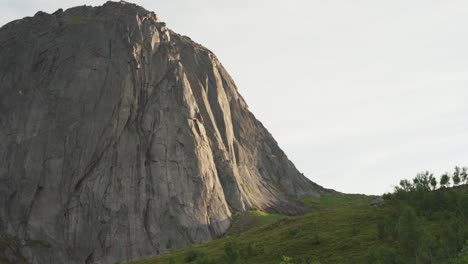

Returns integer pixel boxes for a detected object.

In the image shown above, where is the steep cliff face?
[0,2,331,263]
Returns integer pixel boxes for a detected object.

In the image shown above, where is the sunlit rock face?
[0,2,331,263]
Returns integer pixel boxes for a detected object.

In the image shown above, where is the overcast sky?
[2,0,468,194]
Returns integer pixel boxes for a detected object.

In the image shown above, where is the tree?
[461,167,468,184]
[398,179,413,192]
[453,167,461,186]
[440,173,450,188]
[453,173,461,186]
[429,175,437,190]
[413,171,431,191]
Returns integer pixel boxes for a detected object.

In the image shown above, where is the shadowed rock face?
[0,2,332,263]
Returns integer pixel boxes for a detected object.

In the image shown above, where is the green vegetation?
[226,210,284,236]
[130,194,377,264]
[130,166,468,264]
[368,168,468,263]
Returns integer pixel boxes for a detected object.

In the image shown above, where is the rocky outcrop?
[369,197,385,208]
[0,2,332,263]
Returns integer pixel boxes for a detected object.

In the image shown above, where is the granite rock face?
[0,2,331,263]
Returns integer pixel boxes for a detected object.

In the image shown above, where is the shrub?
[240,243,256,258]
[280,255,294,264]
[223,241,240,264]
[194,255,217,264]
[184,249,203,262]
[311,234,321,245]
[365,245,398,264]
[288,228,299,238]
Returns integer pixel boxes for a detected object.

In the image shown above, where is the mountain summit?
[0,2,331,263]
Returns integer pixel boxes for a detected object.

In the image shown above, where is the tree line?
[368,166,468,263]
[395,166,468,192]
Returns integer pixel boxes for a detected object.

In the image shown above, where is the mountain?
[0,2,332,264]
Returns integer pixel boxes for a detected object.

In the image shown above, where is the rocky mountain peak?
[0,2,333,263]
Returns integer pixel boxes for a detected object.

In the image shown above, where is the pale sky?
[2,0,468,195]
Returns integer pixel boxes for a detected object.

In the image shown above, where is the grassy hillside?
[131,183,468,264]
[130,194,380,264]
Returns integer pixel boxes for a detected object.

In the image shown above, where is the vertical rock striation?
[0,2,332,263]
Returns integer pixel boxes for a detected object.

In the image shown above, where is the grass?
[225,210,285,236]
[303,194,373,209]
[129,194,380,264]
